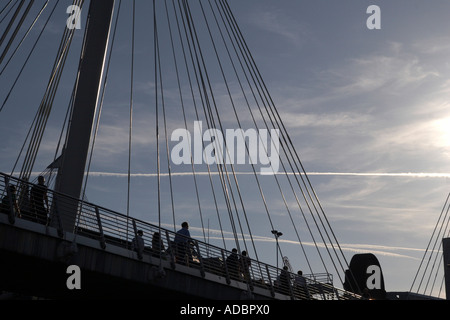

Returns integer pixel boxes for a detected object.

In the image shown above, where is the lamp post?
[271,230,283,270]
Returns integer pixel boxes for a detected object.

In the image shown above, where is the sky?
[1,0,450,298]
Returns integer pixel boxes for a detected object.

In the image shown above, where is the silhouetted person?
[30,175,49,224]
[174,222,192,265]
[226,248,239,280]
[362,287,372,300]
[279,265,290,295]
[1,185,20,217]
[152,232,165,257]
[294,270,309,299]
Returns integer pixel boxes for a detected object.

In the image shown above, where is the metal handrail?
[0,172,360,300]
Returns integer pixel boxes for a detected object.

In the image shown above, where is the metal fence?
[0,172,360,300]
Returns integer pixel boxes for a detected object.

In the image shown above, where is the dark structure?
[343,253,386,300]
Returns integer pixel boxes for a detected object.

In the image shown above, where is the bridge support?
[54,0,115,231]
[443,238,450,300]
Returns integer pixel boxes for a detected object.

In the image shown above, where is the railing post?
[221,249,231,284]
[165,230,176,269]
[287,273,295,300]
[319,283,326,300]
[195,241,205,278]
[266,265,275,297]
[4,177,15,225]
[132,219,143,260]
[51,194,64,238]
[94,206,106,249]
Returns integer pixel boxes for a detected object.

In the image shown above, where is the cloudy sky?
[1,0,450,297]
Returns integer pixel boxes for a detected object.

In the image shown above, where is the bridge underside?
[0,216,274,300]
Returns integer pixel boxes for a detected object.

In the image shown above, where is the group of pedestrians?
[131,221,310,299]
[131,221,195,264]
[225,248,251,282]
[276,266,310,298]
[132,229,167,259]
[1,175,49,225]
[131,221,255,286]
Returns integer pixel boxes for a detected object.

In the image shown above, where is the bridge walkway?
[0,172,359,300]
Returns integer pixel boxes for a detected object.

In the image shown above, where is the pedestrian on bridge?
[1,185,21,218]
[226,248,239,280]
[30,175,49,225]
[174,222,192,265]
[152,231,165,257]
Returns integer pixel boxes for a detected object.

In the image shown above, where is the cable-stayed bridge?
[0,172,355,299]
[1,0,449,301]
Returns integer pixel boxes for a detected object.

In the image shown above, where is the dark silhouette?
[174,222,192,265]
[152,232,165,257]
[1,185,20,217]
[279,265,290,295]
[30,175,49,224]
[225,248,239,280]
[294,270,310,299]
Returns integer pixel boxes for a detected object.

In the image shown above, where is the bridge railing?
[0,172,360,300]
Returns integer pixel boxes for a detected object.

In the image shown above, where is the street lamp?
[271,230,283,270]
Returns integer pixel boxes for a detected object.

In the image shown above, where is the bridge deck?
[0,172,359,300]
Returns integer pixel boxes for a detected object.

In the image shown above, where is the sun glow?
[433,117,450,148]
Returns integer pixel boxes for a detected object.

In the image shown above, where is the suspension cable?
[209,0,314,273]
[410,192,450,296]
[0,0,35,66]
[0,0,25,49]
[220,0,350,283]
[169,0,231,249]
[153,0,162,245]
[177,0,249,256]
[0,0,60,114]
[0,0,49,75]
[156,2,177,241]
[14,0,82,183]
[196,0,278,274]
[126,0,135,243]
[0,0,16,21]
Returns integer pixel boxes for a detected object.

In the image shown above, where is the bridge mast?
[443,238,450,300]
[54,0,115,231]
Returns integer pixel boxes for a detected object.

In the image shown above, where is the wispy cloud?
[248,7,311,49]
[153,221,425,260]
[321,42,439,98]
[280,112,371,129]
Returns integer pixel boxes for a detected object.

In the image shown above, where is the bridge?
[13,0,450,301]
[4,0,450,302]
[0,0,366,300]
[0,172,358,300]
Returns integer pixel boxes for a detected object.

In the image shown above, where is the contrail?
[19,171,450,178]
[84,171,450,178]
[154,222,424,260]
